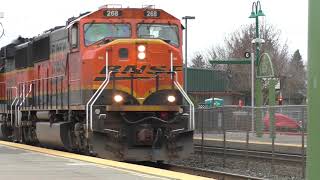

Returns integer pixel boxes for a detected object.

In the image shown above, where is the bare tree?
[204,46,227,70]
[190,53,208,68]
[206,24,290,93]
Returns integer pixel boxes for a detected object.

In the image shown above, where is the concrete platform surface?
[0,145,168,180]
[0,141,210,180]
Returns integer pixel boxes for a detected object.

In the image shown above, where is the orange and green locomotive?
[0,5,194,162]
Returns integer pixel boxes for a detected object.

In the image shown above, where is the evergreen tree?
[291,49,304,70]
[284,50,306,104]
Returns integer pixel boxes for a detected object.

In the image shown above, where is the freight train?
[0,5,195,162]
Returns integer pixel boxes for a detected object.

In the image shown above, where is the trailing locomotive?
[0,5,194,162]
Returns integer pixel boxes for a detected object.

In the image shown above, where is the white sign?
[275,80,280,90]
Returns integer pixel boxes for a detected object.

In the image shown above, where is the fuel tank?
[36,122,72,150]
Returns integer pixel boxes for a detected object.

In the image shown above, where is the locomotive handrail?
[18,75,64,84]
[14,88,24,127]
[7,87,17,127]
[89,71,112,132]
[85,50,111,138]
[86,71,112,136]
[18,75,65,109]
[170,51,173,81]
[17,83,32,127]
[173,72,195,130]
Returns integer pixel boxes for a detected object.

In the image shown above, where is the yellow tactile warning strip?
[0,140,212,180]
[194,137,304,147]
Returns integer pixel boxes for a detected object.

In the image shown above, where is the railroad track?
[137,162,264,180]
[139,145,305,179]
[194,145,306,163]
[166,164,264,180]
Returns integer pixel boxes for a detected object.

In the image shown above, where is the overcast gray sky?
[0,0,308,62]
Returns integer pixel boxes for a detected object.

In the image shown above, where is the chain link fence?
[194,105,307,179]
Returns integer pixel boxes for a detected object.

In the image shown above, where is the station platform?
[0,141,209,180]
[194,132,306,154]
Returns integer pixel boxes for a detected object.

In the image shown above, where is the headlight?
[114,95,123,103]
[138,52,146,60]
[137,44,146,60]
[167,95,176,103]
[95,108,101,115]
[137,45,146,52]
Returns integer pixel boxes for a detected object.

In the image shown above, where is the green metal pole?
[255,13,260,66]
[307,0,320,178]
[254,5,263,137]
[255,79,263,137]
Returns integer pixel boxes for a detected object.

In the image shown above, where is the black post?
[201,108,204,164]
[182,16,195,92]
[271,130,275,174]
[246,108,250,169]
[222,108,226,168]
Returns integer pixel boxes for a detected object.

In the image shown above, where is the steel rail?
[167,164,264,180]
[137,162,264,180]
[194,145,305,163]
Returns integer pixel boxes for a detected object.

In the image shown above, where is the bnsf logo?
[94,65,182,81]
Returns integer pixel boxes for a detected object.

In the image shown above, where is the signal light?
[278,96,283,105]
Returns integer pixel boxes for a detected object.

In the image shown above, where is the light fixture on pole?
[249,1,265,133]
[249,1,265,66]
[182,16,195,93]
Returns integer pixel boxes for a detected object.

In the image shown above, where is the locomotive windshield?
[137,24,179,47]
[84,23,131,46]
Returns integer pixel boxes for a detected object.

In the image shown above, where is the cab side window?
[71,25,78,49]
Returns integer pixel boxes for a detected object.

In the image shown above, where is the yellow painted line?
[194,137,305,147]
[0,140,211,180]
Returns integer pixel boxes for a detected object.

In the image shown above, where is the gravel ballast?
[170,154,304,180]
